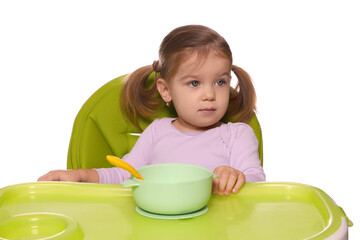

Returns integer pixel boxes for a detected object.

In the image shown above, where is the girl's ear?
[156,78,172,103]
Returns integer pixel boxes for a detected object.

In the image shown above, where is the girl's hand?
[37,169,99,183]
[212,166,246,195]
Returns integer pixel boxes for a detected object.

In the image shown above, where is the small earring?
[166,101,171,107]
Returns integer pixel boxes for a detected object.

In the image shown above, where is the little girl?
[38,25,265,195]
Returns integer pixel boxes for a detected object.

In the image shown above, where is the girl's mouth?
[199,108,216,114]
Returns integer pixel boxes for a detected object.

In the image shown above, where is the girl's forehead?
[175,51,231,77]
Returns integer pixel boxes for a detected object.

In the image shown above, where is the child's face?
[158,51,232,132]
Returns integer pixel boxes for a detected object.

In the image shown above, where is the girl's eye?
[189,81,199,87]
[216,80,226,86]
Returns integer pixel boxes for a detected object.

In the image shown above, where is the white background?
[1,0,359,237]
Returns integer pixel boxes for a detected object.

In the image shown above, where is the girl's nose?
[202,86,216,101]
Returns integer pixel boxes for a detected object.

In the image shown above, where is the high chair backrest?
[67,74,263,169]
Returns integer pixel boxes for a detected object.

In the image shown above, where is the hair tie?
[152,60,160,72]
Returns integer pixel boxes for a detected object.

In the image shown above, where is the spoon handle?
[106,155,144,180]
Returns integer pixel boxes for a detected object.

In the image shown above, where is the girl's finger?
[38,171,57,181]
[217,171,230,194]
[212,167,224,194]
[224,173,238,195]
[212,178,219,194]
[232,172,246,193]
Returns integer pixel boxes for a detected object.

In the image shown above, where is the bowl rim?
[132,163,215,184]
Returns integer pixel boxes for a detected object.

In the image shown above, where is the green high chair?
[67,74,263,170]
[1,74,352,240]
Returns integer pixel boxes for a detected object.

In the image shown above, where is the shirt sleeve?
[95,120,156,184]
[228,123,266,182]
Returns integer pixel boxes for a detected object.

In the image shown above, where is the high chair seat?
[67,74,263,169]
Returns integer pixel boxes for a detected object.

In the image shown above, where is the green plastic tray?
[0,182,350,240]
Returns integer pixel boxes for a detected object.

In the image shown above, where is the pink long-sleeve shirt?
[96,118,265,184]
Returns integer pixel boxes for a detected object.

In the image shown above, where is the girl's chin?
[176,120,222,132]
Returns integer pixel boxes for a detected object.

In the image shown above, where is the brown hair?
[121,25,256,130]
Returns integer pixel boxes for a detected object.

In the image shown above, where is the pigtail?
[225,65,256,123]
[121,65,161,131]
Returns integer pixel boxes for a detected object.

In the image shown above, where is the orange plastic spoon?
[106,155,144,180]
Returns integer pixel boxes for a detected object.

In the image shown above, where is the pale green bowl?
[122,163,217,215]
